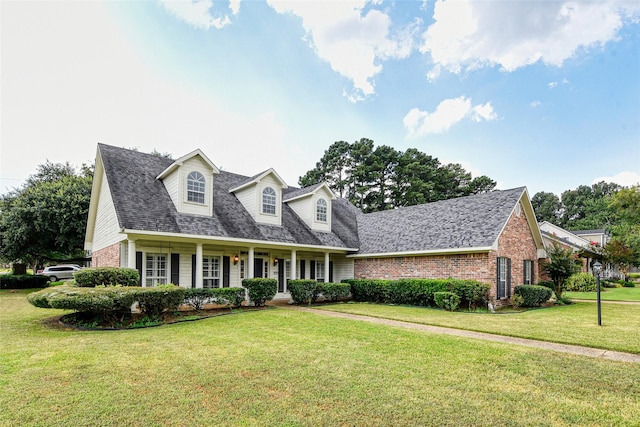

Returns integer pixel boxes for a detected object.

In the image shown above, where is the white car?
[38,265,82,282]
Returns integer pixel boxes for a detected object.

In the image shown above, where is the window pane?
[316,198,327,222]
[262,187,276,214]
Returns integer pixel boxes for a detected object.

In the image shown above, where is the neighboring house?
[85,144,546,302]
[538,222,604,278]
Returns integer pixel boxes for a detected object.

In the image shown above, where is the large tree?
[0,161,92,269]
[531,191,562,224]
[606,185,640,278]
[299,139,496,212]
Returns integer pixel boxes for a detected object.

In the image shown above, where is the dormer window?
[187,171,206,204]
[262,187,276,215]
[316,198,327,222]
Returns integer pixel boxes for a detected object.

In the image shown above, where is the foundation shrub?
[565,273,597,292]
[135,285,186,318]
[27,285,139,318]
[537,281,555,291]
[344,279,389,302]
[513,285,553,307]
[242,278,277,307]
[213,287,245,307]
[1,274,49,289]
[74,268,140,287]
[288,280,319,305]
[434,292,460,311]
[450,280,490,309]
[320,282,350,301]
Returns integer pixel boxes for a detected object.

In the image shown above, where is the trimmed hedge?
[434,292,460,311]
[0,274,50,289]
[343,278,489,309]
[242,278,277,307]
[74,268,140,287]
[183,287,245,310]
[320,282,350,302]
[288,280,318,305]
[513,285,552,307]
[27,284,186,319]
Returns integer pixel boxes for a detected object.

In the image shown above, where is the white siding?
[163,170,180,211]
[93,170,124,252]
[332,257,354,282]
[235,186,257,220]
[179,157,214,216]
[312,187,333,232]
[288,197,313,228]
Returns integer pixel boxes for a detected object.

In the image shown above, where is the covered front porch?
[121,233,355,301]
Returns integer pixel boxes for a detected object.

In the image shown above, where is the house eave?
[347,246,493,259]
[122,228,358,253]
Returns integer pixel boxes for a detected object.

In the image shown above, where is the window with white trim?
[187,171,206,203]
[497,257,511,299]
[262,187,276,215]
[145,253,167,286]
[316,261,325,283]
[316,198,327,222]
[203,256,221,288]
[523,260,534,285]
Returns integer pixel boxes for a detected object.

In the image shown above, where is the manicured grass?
[318,301,640,354]
[2,290,640,426]
[565,286,640,302]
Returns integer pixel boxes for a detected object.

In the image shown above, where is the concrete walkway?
[286,305,640,364]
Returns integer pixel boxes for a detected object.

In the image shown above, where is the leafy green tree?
[606,185,640,277]
[0,161,92,270]
[560,182,620,229]
[391,148,439,207]
[531,191,562,224]
[543,243,582,299]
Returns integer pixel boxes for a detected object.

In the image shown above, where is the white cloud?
[159,0,239,30]
[421,0,640,76]
[267,1,421,101]
[592,171,640,188]
[530,100,542,108]
[403,96,497,138]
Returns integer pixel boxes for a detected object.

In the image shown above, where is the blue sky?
[2,0,639,198]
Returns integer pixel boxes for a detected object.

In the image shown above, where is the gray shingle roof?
[356,187,526,255]
[98,144,358,249]
[283,182,324,201]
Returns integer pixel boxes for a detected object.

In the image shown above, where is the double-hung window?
[262,187,276,215]
[523,260,535,285]
[187,171,206,203]
[203,256,221,288]
[497,257,511,299]
[146,253,168,286]
[316,261,325,283]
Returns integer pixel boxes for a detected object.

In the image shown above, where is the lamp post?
[593,261,602,326]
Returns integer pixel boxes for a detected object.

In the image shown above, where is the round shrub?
[513,285,553,307]
[288,280,318,305]
[74,268,140,287]
[434,292,460,311]
[242,278,277,307]
[135,285,185,318]
[565,272,597,292]
[450,279,490,309]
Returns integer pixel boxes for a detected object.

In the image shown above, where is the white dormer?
[284,182,336,232]
[229,168,288,226]
[156,149,219,216]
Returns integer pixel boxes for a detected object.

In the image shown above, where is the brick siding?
[354,204,540,302]
[92,242,121,268]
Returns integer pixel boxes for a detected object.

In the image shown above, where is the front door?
[254,258,263,278]
[277,258,284,292]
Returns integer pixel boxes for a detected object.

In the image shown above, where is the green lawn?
[317,301,640,354]
[2,290,640,426]
[565,286,640,302]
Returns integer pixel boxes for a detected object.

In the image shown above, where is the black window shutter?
[136,251,143,286]
[310,260,316,280]
[523,260,527,284]
[300,260,305,279]
[171,254,180,285]
[329,261,334,282]
[191,255,196,288]
[507,258,512,298]
[223,256,230,287]
[496,258,501,298]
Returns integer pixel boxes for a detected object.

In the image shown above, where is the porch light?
[233,254,239,265]
[273,258,279,266]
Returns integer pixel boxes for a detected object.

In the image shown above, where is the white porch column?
[324,252,330,282]
[248,247,255,278]
[195,244,203,288]
[127,239,136,269]
[290,250,297,282]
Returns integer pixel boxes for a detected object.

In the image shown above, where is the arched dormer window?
[262,187,276,215]
[316,198,328,222]
[187,171,206,204]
